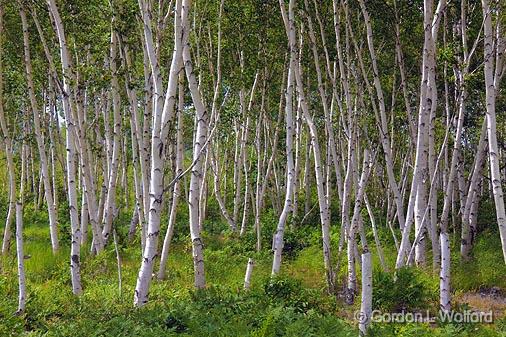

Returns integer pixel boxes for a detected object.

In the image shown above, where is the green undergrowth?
[0,207,504,336]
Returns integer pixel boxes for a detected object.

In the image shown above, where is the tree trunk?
[359,252,372,336]
[271,37,296,276]
[20,6,59,253]
[0,6,15,256]
[15,202,26,314]
[183,0,207,289]
[440,232,451,312]
[102,30,122,242]
[47,0,83,295]
[482,0,506,264]
[158,73,185,280]
[134,0,184,306]
[244,258,254,290]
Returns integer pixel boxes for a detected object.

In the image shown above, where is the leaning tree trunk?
[183,0,207,289]
[102,30,122,242]
[358,0,407,234]
[0,7,16,255]
[20,6,59,253]
[47,0,82,295]
[346,149,373,304]
[280,0,335,292]
[461,119,487,259]
[15,202,26,314]
[271,39,296,276]
[134,0,184,307]
[482,0,506,264]
[158,73,185,280]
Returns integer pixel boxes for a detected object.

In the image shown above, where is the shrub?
[165,311,188,333]
[264,276,334,314]
[264,276,303,302]
[372,267,435,312]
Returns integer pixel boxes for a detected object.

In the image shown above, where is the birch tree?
[0,6,16,255]
[47,0,83,294]
[134,0,184,306]
[20,5,59,253]
[183,0,208,289]
[16,201,26,313]
[271,23,296,276]
[482,0,506,264]
[279,0,335,293]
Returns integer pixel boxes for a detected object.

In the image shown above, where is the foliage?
[453,231,506,291]
[0,210,504,336]
[372,267,437,312]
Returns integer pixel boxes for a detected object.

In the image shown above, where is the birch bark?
[183,0,207,289]
[280,0,335,292]
[359,252,372,336]
[102,30,122,241]
[271,29,296,276]
[20,6,59,253]
[15,203,26,314]
[482,0,506,264]
[134,0,184,306]
[0,7,15,255]
[47,0,83,294]
[158,73,185,280]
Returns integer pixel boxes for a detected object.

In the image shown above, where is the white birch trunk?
[0,7,15,255]
[20,7,59,253]
[359,252,372,336]
[347,149,373,304]
[440,232,451,312]
[47,0,82,294]
[304,2,343,204]
[271,36,296,276]
[244,258,254,290]
[158,73,185,280]
[102,31,122,241]
[183,0,207,289]
[15,202,26,314]
[81,192,88,246]
[364,194,386,270]
[280,0,335,292]
[482,0,506,264]
[134,0,184,306]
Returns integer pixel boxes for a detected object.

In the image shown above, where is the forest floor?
[0,208,505,336]
[456,288,506,319]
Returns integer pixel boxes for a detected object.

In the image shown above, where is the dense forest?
[0,0,505,336]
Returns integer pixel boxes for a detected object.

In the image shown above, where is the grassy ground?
[0,205,504,336]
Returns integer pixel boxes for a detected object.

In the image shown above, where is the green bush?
[453,231,506,291]
[264,276,335,314]
[264,276,303,302]
[372,267,436,312]
[281,225,316,259]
